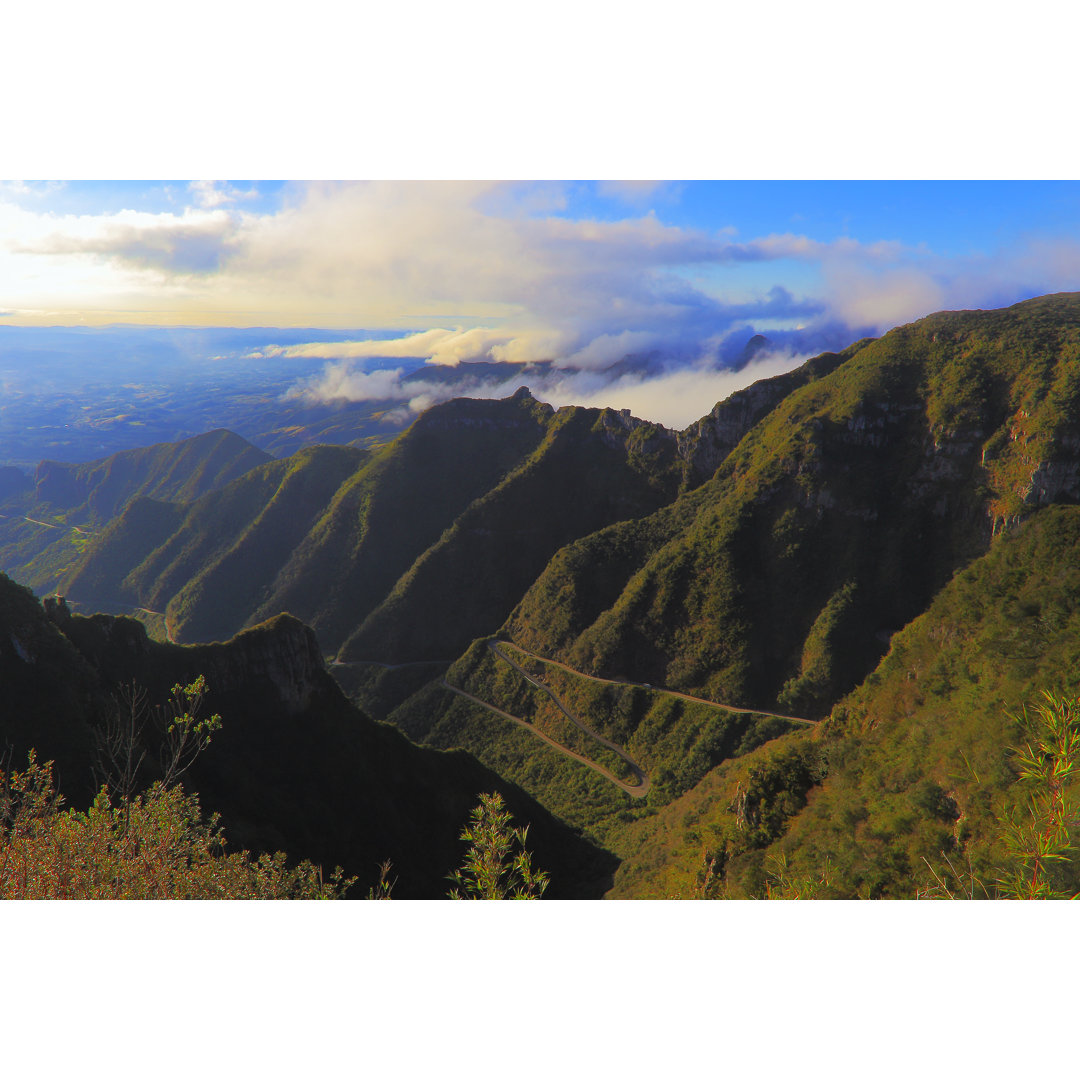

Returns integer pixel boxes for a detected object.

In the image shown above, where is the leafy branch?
[448,792,550,900]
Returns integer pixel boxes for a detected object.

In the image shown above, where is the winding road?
[0,512,93,535]
[486,641,651,791]
[440,636,816,800]
[495,640,818,727]
[439,677,651,798]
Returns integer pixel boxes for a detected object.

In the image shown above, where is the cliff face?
[57,608,328,716]
[676,343,864,480]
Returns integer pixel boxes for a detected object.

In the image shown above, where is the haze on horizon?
[3,180,1080,429]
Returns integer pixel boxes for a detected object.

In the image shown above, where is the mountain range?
[5,292,1080,897]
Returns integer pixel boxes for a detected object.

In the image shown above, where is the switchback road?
[486,641,651,791]
[439,677,650,799]
[494,640,817,727]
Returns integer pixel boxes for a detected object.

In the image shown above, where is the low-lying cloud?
[286,338,814,430]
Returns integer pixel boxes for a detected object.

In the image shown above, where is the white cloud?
[563,330,659,369]
[288,341,812,430]
[254,326,568,367]
[539,351,811,427]
[822,263,947,329]
[596,181,671,205]
[6,204,239,275]
[188,180,259,209]
[289,365,408,402]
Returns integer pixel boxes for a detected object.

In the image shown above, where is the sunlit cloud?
[5,204,239,275]
[0,180,67,200]
[3,181,1080,437]
[286,334,814,430]
[188,180,260,209]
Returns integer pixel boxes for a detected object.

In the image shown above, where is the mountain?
[56,388,693,657]
[62,443,371,642]
[14,292,1080,898]
[0,572,612,898]
[736,333,771,364]
[337,392,688,663]
[32,428,272,525]
[382,293,1080,894]
[0,429,272,596]
[505,295,1080,716]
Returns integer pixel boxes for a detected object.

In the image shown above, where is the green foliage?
[0,753,354,899]
[341,402,687,664]
[762,852,834,899]
[777,581,859,716]
[93,674,223,816]
[448,792,550,899]
[161,674,224,786]
[994,691,1080,899]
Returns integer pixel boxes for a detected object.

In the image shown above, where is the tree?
[159,675,223,788]
[448,792,549,899]
[93,675,222,832]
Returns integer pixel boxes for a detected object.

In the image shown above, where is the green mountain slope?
[607,504,1080,898]
[60,444,369,638]
[245,390,557,650]
[340,400,686,662]
[59,392,556,648]
[504,295,1080,719]
[59,388,713,662]
[0,429,271,597]
[32,428,272,524]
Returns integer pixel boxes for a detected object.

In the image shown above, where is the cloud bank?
[286,335,815,430]
[4,181,1080,427]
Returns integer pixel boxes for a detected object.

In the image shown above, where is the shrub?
[448,792,549,899]
[0,753,353,899]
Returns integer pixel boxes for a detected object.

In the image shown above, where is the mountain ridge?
[10,293,1080,897]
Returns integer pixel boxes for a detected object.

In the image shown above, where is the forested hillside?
[8,293,1080,898]
[0,429,271,596]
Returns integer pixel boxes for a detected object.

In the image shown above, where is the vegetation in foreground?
[0,754,353,900]
[448,792,550,900]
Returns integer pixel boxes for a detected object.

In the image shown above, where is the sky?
[3,179,1080,427]
[6,1,1078,1069]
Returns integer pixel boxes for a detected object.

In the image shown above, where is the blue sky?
[4,178,1079,332]
[3,179,1080,426]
